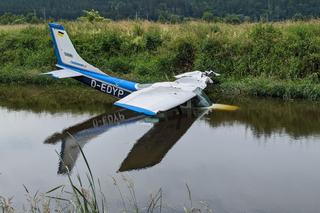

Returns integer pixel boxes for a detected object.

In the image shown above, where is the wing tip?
[115,103,157,116]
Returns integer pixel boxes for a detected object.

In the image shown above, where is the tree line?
[0,0,319,23]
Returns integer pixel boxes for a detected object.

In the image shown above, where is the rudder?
[49,23,105,75]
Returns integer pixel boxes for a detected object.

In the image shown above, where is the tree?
[202,11,214,22]
[0,0,319,22]
[78,10,108,22]
[292,13,305,21]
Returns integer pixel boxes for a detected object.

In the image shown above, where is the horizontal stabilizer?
[42,69,82,79]
[115,85,196,116]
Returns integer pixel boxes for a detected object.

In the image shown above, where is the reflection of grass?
[1,81,319,139]
[0,84,116,113]
[208,97,320,139]
[0,140,212,213]
[1,83,319,139]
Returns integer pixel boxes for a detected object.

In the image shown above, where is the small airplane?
[43,23,237,116]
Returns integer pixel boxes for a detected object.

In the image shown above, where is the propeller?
[199,104,239,112]
[198,103,239,119]
[202,71,239,111]
[211,104,239,111]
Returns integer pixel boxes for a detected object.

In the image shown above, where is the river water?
[0,98,320,212]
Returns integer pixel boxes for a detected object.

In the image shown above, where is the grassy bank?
[213,77,320,100]
[0,20,319,100]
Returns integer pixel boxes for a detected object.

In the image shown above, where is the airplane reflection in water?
[44,108,205,174]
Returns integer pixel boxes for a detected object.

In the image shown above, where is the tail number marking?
[92,112,125,128]
[91,80,124,98]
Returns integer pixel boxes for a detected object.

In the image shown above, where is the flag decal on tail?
[57,31,64,37]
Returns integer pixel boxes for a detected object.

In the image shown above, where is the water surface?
[0,98,320,213]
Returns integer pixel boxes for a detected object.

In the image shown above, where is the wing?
[115,85,196,116]
[42,69,82,79]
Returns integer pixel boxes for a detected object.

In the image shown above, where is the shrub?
[143,26,163,51]
[292,13,306,21]
[224,14,243,24]
[107,57,132,74]
[78,10,109,22]
[202,11,215,22]
[171,38,196,73]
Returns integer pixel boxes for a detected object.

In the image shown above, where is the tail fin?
[48,23,105,74]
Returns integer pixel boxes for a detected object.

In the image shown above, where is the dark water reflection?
[208,98,320,138]
[1,98,320,213]
[44,109,203,174]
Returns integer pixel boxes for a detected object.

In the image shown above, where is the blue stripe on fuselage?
[59,64,138,92]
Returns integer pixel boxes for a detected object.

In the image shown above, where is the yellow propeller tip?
[211,104,240,111]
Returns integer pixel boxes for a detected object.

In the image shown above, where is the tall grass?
[210,76,320,101]
[0,20,319,99]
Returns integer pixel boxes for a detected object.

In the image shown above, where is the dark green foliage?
[107,57,133,74]
[202,12,215,22]
[101,32,123,56]
[217,77,320,101]
[159,13,185,24]
[143,27,163,51]
[78,9,108,22]
[0,13,25,24]
[171,39,196,73]
[224,14,243,24]
[0,0,319,21]
[248,25,283,76]
[0,27,54,69]
[223,14,251,24]
[0,12,42,25]
[292,13,306,21]
[196,36,234,75]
